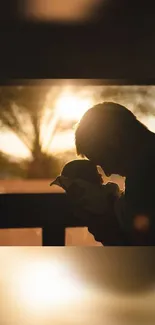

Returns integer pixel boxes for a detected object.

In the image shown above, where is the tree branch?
[0,112,32,151]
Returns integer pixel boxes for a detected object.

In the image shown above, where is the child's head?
[61,159,103,185]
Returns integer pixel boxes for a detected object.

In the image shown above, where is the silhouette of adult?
[75,102,155,245]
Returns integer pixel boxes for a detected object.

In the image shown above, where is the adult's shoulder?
[125,146,155,197]
[126,145,155,184]
[125,145,155,211]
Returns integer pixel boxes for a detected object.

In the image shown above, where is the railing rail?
[0,193,87,245]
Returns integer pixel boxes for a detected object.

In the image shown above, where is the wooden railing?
[0,193,87,246]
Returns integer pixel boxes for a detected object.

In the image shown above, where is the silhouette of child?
[51,159,102,186]
[51,159,120,216]
[50,159,128,245]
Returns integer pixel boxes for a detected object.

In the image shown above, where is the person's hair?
[75,102,149,159]
[62,159,103,184]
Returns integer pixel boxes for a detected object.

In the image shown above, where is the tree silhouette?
[0,151,26,179]
[0,85,61,178]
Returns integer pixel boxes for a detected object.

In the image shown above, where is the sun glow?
[55,90,94,121]
[1,85,155,160]
[0,89,94,158]
[45,88,95,153]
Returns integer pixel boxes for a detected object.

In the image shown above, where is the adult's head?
[75,102,152,177]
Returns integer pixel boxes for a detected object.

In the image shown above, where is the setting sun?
[55,90,94,121]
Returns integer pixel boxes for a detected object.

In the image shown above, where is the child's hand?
[66,180,120,216]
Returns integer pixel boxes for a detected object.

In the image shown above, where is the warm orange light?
[56,90,94,121]
[133,215,150,232]
[15,259,85,313]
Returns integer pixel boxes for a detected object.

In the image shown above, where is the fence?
[0,193,89,246]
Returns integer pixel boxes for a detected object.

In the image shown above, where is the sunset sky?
[0,85,155,160]
[0,85,99,159]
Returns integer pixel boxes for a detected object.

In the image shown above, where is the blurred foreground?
[1,247,155,325]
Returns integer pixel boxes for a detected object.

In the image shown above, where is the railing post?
[42,224,66,246]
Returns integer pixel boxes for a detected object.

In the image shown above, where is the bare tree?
[0,151,26,179]
[0,85,61,178]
